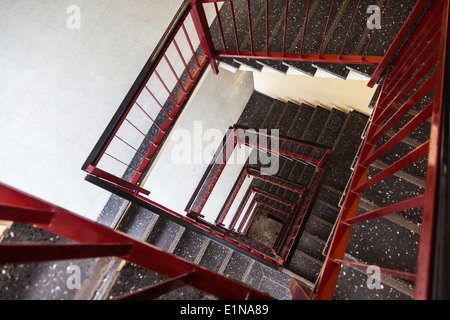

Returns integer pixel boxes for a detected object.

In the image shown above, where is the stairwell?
[0,0,428,300]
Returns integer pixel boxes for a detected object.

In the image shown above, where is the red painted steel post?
[190,0,219,74]
[416,0,449,300]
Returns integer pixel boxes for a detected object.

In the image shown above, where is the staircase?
[74,90,367,300]
[2,0,441,301]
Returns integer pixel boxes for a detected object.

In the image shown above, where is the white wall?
[0,0,185,221]
[253,71,377,116]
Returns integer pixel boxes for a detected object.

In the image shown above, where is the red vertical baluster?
[299,0,311,57]
[214,2,228,54]
[282,0,289,56]
[247,0,254,55]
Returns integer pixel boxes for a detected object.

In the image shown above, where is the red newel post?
[190,0,220,74]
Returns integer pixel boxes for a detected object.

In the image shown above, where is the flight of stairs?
[84,91,369,300]
[209,0,417,80]
[0,0,428,301]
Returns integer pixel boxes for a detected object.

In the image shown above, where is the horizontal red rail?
[0,182,274,300]
[215,51,382,65]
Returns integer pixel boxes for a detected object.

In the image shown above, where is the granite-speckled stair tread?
[346,216,421,274]
[299,0,336,54]
[383,110,432,146]
[297,234,326,262]
[303,214,334,241]
[288,251,323,283]
[223,251,251,281]
[107,262,208,300]
[198,241,230,272]
[237,91,274,128]
[339,0,375,56]
[346,64,377,78]
[145,218,181,252]
[239,0,267,53]
[317,108,348,148]
[333,264,413,300]
[278,101,301,137]
[287,103,316,139]
[282,61,317,76]
[310,200,341,225]
[266,0,295,53]
[317,185,344,208]
[245,261,293,300]
[257,59,290,74]
[283,0,311,53]
[375,135,428,181]
[173,229,206,262]
[313,62,351,79]
[217,57,242,70]
[234,57,264,71]
[360,165,425,210]
[263,99,287,130]
[0,223,97,300]
[116,205,155,240]
[359,0,418,57]
[301,105,331,142]
[322,111,369,191]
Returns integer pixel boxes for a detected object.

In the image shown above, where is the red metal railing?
[313,0,449,300]
[205,0,385,65]
[187,126,329,218]
[82,0,217,195]
[0,183,273,300]
[216,166,305,225]
[186,128,237,217]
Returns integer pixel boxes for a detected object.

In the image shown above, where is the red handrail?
[0,183,274,300]
[314,0,448,300]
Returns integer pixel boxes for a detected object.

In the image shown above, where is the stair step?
[234,58,264,72]
[237,91,274,129]
[318,108,348,148]
[321,111,369,191]
[359,0,418,57]
[278,101,301,137]
[288,250,323,284]
[222,251,252,281]
[116,205,155,240]
[360,165,424,227]
[301,106,331,143]
[346,64,377,79]
[334,263,414,300]
[217,57,242,71]
[311,200,341,225]
[263,99,287,130]
[313,62,351,79]
[282,61,317,77]
[173,229,206,261]
[146,218,182,252]
[303,214,333,241]
[358,199,421,235]
[107,262,208,300]
[375,136,428,181]
[244,261,293,300]
[257,60,290,74]
[346,214,421,275]
[287,103,315,139]
[297,233,326,262]
[198,241,231,272]
[317,185,344,208]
